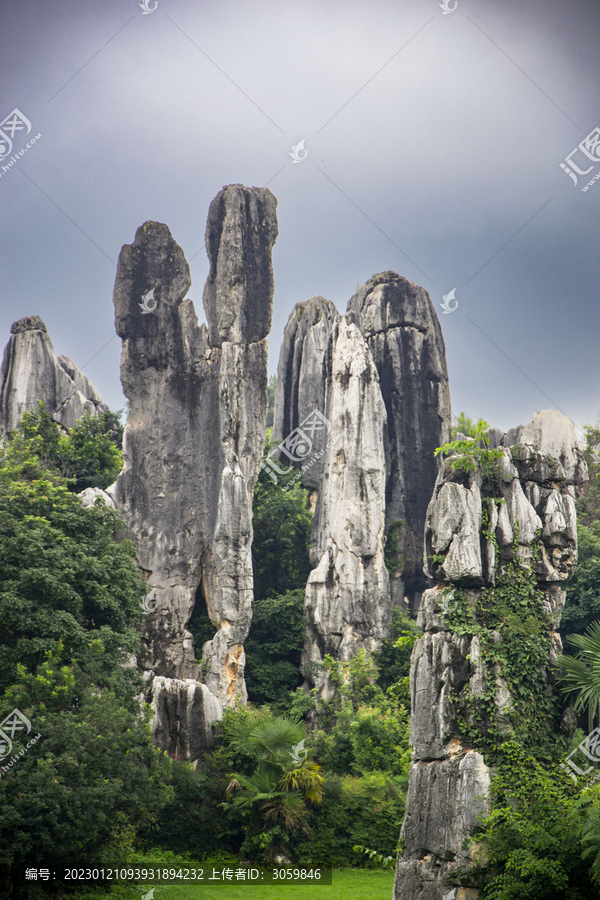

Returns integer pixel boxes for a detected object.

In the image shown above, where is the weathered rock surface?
[111,185,277,755]
[346,272,451,610]
[78,487,117,510]
[300,316,390,698]
[151,676,223,757]
[271,296,338,489]
[394,411,586,900]
[203,183,278,346]
[504,409,587,485]
[0,315,108,436]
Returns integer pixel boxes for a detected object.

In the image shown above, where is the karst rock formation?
[110,185,277,755]
[300,315,390,698]
[0,314,108,436]
[346,273,451,610]
[273,273,451,694]
[393,410,587,900]
[272,295,338,489]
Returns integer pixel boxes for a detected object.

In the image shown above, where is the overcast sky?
[1,0,599,436]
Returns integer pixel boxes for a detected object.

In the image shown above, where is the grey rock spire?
[0,315,108,435]
[111,185,277,754]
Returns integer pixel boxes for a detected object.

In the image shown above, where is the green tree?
[300,652,411,783]
[252,441,313,600]
[140,756,239,859]
[0,461,145,695]
[13,400,123,492]
[223,709,323,860]
[0,442,171,894]
[0,649,172,895]
[435,420,503,477]
[244,590,306,708]
[374,608,421,702]
[451,412,490,438]
[291,771,406,867]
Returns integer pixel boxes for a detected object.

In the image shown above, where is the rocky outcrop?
[300,316,390,698]
[346,272,451,611]
[394,410,586,900]
[271,296,338,489]
[0,315,108,436]
[503,408,587,486]
[78,487,117,510]
[151,677,223,757]
[111,185,277,754]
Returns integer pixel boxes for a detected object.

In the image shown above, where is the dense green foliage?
[557,621,600,731]
[11,400,123,492]
[0,453,144,696]
[374,608,421,699]
[469,742,594,898]
[0,434,172,896]
[252,439,313,601]
[244,589,306,707]
[0,652,172,884]
[294,652,411,779]
[222,710,324,860]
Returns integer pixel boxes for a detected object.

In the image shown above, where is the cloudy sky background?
[1,0,599,436]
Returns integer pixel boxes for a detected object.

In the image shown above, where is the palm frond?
[557,621,600,731]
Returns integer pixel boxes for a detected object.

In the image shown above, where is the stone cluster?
[0,314,108,436]
[272,272,451,694]
[110,185,277,751]
[393,410,587,900]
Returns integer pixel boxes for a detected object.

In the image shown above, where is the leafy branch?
[434,420,504,477]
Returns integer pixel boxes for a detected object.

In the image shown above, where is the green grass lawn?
[164,869,393,898]
[71,869,394,900]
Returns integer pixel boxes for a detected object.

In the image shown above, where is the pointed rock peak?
[203,184,278,346]
[301,311,390,694]
[113,220,192,349]
[1,316,106,435]
[272,294,337,489]
[346,270,439,335]
[58,355,103,405]
[11,315,47,334]
[289,295,338,324]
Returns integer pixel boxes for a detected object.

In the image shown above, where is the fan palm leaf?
[224,710,305,762]
[557,621,600,731]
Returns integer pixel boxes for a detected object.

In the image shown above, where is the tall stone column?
[300,316,390,699]
[272,295,338,489]
[111,184,277,756]
[346,272,451,613]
